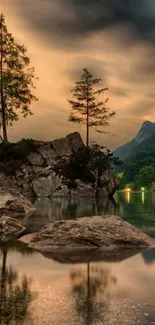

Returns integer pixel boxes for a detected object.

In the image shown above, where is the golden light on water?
[142,191,145,204]
[125,191,131,203]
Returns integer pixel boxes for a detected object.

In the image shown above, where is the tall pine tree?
[68,68,115,147]
[0,13,38,141]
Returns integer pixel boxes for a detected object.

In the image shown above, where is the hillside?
[114,121,155,161]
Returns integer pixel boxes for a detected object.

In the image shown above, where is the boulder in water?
[0,216,25,242]
[0,187,35,216]
[29,215,155,253]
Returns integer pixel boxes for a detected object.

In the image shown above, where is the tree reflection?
[0,247,36,325]
[70,263,117,325]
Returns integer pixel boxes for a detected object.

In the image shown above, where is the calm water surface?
[1,192,155,325]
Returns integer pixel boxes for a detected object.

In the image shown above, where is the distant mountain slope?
[114,121,155,161]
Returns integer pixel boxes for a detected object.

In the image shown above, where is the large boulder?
[0,216,25,242]
[52,138,72,157]
[0,187,35,216]
[37,143,58,165]
[66,132,85,152]
[27,152,44,166]
[29,215,155,252]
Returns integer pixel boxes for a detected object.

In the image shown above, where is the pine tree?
[68,68,115,147]
[0,13,38,141]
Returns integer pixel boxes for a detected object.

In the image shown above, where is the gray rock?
[29,215,155,252]
[27,152,44,166]
[52,138,72,157]
[0,133,119,198]
[32,172,63,197]
[99,170,120,197]
[0,216,25,242]
[32,166,44,174]
[0,187,35,216]
[66,132,85,152]
[52,180,96,197]
[37,144,57,165]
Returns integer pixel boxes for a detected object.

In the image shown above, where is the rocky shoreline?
[0,132,119,198]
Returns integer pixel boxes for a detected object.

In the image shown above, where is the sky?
[1,0,155,150]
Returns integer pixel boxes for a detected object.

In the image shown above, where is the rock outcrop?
[0,187,35,216]
[29,215,155,253]
[0,216,25,242]
[0,132,119,198]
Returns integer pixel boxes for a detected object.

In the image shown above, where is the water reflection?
[70,263,117,325]
[142,248,155,265]
[0,246,37,325]
[23,197,120,233]
[125,191,131,203]
[22,192,155,234]
[142,191,145,205]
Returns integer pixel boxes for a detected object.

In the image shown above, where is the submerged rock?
[29,215,155,252]
[0,187,35,216]
[0,216,25,242]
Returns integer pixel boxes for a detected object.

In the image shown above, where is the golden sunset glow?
[1,0,155,149]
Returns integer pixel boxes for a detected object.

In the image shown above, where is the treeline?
[120,151,155,190]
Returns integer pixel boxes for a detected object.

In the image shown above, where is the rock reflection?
[70,263,117,325]
[0,247,37,325]
[142,248,155,265]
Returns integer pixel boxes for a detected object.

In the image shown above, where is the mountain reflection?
[0,247,37,325]
[70,263,117,325]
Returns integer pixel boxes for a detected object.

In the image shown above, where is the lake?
[1,192,155,325]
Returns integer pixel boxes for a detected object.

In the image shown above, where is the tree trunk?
[1,249,7,293]
[86,77,89,147]
[0,15,8,141]
[86,110,89,147]
[1,101,7,141]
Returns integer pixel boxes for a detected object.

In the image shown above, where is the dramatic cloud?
[1,0,155,150]
[10,0,155,46]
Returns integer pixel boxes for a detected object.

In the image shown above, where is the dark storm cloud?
[16,0,155,44]
[65,57,108,83]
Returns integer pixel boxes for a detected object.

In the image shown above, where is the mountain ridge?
[114,121,155,161]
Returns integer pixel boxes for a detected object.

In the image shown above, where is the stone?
[52,138,72,157]
[45,179,95,197]
[29,215,155,252]
[66,132,85,152]
[0,187,35,216]
[32,172,63,197]
[37,144,57,165]
[15,164,34,184]
[32,166,44,174]
[27,152,44,166]
[99,170,120,197]
[0,133,120,198]
[0,216,25,242]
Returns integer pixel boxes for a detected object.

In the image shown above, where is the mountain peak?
[142,120,154,127]
[114,120,155,161]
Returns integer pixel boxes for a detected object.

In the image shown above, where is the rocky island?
[0,132,119,198]
[27,215,155,260]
